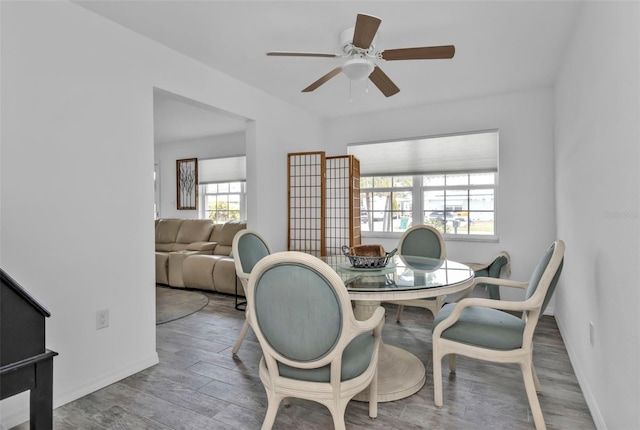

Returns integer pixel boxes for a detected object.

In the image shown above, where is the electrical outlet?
[589,321,595,346]
[96,309,109,330]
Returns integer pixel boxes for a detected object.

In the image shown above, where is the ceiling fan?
[266,13,455,97]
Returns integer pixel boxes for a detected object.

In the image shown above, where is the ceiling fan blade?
[352,13,381,50]
[267,51,340,58]
[369,66,400,97]
[302,67,343,92]
[381,45,455,61]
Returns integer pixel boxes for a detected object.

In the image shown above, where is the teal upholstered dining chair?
[432,240,565,430]
[387,224,447,322]
[246,251,385,430]
[463,251,511,300]
[231,229,271,355]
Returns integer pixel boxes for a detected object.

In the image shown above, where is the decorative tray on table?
[341,245,397,269]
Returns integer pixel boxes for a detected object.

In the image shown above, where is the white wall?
[154,131,246,219]
[326,88,557,303]
[0,2,323,427]
[554,2,640,429]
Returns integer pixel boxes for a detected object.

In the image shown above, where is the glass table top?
[322,254,474,293]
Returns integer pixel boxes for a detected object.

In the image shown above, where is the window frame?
[350,129,499,243]
[198,181,247,222]
[420,171,498,241]
[360,171,498,242]
[360,176,414,235]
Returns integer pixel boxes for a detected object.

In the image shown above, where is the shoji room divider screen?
[288,152,361,256]
[325,155,361,256]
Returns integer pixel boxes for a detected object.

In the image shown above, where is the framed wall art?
[176,158,198,210]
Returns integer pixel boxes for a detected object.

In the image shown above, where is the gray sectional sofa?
[155,218,246,295]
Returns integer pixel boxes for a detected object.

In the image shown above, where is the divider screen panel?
[288,152,325,256]
[325,155,361,256]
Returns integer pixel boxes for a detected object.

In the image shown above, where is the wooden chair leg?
[434,295,446,316]
[232,320,251,355]
[532,364,541,393]
[433,346,444,407]
[395,304,405,322]
[448,354,457,374]
[521,361,547,430]
[261,393,283,430]
[329,405,348,430]
[368,367,378,419]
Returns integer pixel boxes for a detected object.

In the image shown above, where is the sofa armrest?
[186,241,217,252]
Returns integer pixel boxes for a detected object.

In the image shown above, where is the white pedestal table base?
[352,300,426,402]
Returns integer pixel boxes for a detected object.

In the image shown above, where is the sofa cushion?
[209,224,224,242]
[155,253,170,284]
[186,242,217,252]
[212,257,238,295]
[176,219,214,244]
[156,243,174,252]
[168,251,201,287]
[182,255,224,291]
[220,221,246,245]
[214,222,246,255]
[156,219,184,244]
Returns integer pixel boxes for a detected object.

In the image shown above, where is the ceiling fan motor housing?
[340,27,377,55]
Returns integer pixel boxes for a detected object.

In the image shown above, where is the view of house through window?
[360,172,496,236]
[349,130,498,240]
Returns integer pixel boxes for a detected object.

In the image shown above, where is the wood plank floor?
[13,291,595,430]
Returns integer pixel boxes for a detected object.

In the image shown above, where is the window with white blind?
[348,130,498,240]
[198,156,246,222]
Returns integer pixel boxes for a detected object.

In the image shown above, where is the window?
[350,130,498,240]
[360,176,413,233]
[197,156,247,221]
[422,172,495,236]
[199,181,246,222]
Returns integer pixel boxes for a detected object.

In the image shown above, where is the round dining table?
[322,254,474,403]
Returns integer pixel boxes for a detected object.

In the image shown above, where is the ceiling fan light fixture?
[342,58,375,81]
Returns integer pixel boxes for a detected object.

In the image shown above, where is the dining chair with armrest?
[462,251,511,300]
[231,229,271,355]
[388,225,447,322]
[432,240,565,430]
[246,251,385,430]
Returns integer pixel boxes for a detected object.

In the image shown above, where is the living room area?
[1,1,638,430]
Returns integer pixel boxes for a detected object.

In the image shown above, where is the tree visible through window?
[199,182,245,223]
[360,176,413,233]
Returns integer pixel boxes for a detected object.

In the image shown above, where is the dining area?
[231,226,566,430]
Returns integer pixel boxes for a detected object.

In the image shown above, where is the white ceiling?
[153,89,247,145]
[78,1,582,140]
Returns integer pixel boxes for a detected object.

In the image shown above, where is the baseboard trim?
[554,313,606,429]
[0,352,159,429]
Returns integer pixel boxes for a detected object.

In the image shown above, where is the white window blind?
[348,129,498,176]
[198,156,246,184]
